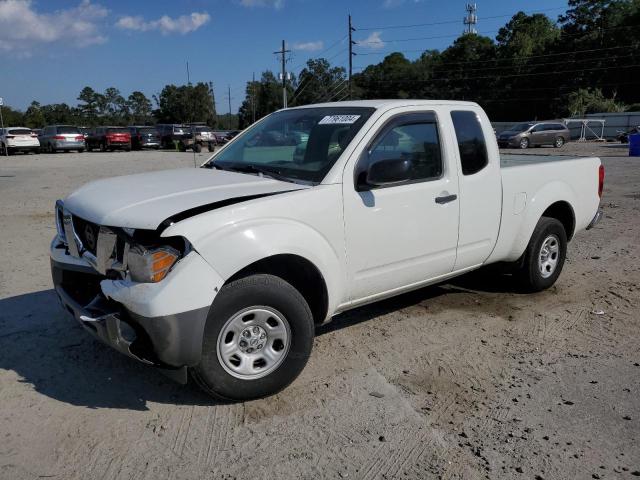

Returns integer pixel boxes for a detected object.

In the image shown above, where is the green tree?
[291,58,346,106]
[24,101,46,128]
[155,82,216,126]
[564,88,627,116]
[127,91,153,125]
[77,86,100,125]
[497,12,560,58]
[103,87,127,124]
[0,105,25,127]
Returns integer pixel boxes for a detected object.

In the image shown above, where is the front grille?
[72,216,100,255]
[55,268,105,305]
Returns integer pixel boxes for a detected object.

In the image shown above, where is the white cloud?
[116,12,210,35]
[0,0,108,56]
[292,41,324,52]
[357,31,385,50]
[239,0,285,10]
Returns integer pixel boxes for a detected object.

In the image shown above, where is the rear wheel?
[99,142,106,152]
[516,217,567,292]
[519,137,530,149]
[554,136,565,148]
[191,274,315,401]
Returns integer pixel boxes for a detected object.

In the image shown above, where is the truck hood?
[63,168,308,230]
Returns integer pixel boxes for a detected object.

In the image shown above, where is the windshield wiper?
[214,163,298,183]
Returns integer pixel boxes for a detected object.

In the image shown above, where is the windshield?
[509,123,533,132]
[194,126,212,132]
[139,127,157,134]
[205,107,375,184]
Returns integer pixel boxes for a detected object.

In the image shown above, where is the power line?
[357,43,636,67]
[355,23,640,53]
[355,61,640,85]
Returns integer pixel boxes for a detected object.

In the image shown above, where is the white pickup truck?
[50,100,604,400]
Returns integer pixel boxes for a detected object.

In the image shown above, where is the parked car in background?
[0,127,40,155]
[212,130,233,145]
[497,121,570,149]
[40,125,85,153]
[156,124,192,150]
[128,126,160,150]
[86,127,131,152]
[31,128,43,137]
[190,125,216,151]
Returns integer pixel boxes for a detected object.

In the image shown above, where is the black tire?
[516,216,567,292]
[78,149,84,153]
[519,137,530,149]
[194,143,202,153]
[191,274,315,401]
[554,136,565,148]
[100,142,106,152]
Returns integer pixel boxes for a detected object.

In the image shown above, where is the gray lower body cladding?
[51,259,209,382]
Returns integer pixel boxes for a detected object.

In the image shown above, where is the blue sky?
[0,0,569,113]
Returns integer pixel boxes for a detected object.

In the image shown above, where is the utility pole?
[209,81,217,127]
[227,85,232,130]
[274,40,291,108]
[348,14,356,100]
[0,96,6,156]
[251,72,256,124]
[463,3,478,35]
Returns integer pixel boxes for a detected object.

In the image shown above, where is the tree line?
[237,0,640,127]
[2,83,223,129]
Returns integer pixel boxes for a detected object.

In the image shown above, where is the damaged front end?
[51,200,220,383]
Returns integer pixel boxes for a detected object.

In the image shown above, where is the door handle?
[435,194,457,204]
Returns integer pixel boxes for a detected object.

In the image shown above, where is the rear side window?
[451,111,488,176]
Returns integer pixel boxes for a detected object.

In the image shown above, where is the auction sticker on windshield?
[318,115,361,125]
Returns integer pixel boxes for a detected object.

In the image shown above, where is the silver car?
[40,125,85,153]
[498,122,570,149]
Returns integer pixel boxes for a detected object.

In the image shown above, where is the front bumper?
[50,237,222,379]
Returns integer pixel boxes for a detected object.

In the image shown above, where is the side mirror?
[365,157,412,187]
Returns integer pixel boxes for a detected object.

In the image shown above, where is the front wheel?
[516,217,567,292]
[519,137,530,149]
[191,274,314,401]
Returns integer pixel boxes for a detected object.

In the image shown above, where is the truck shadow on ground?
[0,289,214,411]
[0,270,519,410]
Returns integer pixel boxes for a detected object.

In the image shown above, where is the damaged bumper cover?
[50,237,222,382]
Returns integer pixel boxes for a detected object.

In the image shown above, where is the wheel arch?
[226,254,329,325]
[541,200,575,240]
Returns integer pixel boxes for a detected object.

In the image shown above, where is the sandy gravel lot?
[0,146,638,480]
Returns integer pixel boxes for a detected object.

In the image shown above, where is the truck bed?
[500,154,584,167]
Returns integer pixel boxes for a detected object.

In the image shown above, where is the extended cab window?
[364,119,443,184]
[451,110,489,175]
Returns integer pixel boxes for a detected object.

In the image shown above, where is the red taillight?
[75,135,84,141]
[598,164,605,198]
[53,135,65,140]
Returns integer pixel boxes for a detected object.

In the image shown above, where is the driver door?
[342,111,460,302]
